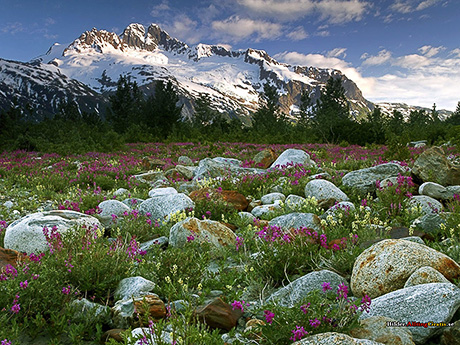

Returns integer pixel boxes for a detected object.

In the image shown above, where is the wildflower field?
[1,142,460,345]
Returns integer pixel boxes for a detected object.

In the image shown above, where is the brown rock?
[253,148,278,169]
[412,146,460,186]
[133,295,167,321]
[141,157,167,171]
[189,188,249,211]
[0,247,22,270]
[244,318,265,340]
[194,297,243,331]
[441,319,460,345]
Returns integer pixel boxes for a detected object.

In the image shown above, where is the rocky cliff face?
[1,23,374,122]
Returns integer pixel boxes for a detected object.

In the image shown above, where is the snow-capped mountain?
[376,102,453,121]
[1,23,373,121]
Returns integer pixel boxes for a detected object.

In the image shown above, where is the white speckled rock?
[404,266,450,288]
[251,201,282,218]
[114,276,156,301]
[408,195,443,214]
[419,182,454,200]
[351,316,415,345]
[268,212,322,232]
[292,332,384,345]
[98,200,131,218]
[284,194,306,211]
[360,283,460,344]
[267,270,347,307]
[321,201,355,220]
[351,239,460,299]
[139,193,194,222]
[4,210,102,254]
[148,187,178,198]
[304,179,349,202]
[261,192,285,205]
[269,149,313,169]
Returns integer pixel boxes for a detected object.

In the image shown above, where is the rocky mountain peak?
[64,28,122,54]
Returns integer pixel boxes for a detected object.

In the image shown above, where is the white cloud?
[162,15,203,44]
[418,45,445,57]
[361,49,392,66]
[287,26,309,40]
[236,0,369,24]
[315,30,330,37]
[275,47,460,110]
[1,22,24,35]
[327,47,347,58]
[151,1,170,17]
[390,0,442,13]
[212,16,282,41]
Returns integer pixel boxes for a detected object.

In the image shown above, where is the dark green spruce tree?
[312,77,352,144]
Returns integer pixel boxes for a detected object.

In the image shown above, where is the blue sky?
[1,0,459,110]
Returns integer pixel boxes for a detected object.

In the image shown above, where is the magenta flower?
[360,294,372,313]
[1,339,12,345]
[309,318,321,328]
[290,325,308,341]
[231,300,249,312]
[337,283,349,299]
[264,310,275,324]
[236,236,244,251]
[19,280,28,289]
[300,303,311,314]
[321,282,332,292]
[62,285,71,295]
[187,234,195,242]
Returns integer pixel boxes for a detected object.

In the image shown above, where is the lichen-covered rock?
[351,316,415,345]
[284,194,307,211]
[267,270,347,307]
[189,188,249,211]
[404,266,449,288]
[321,201,355,220]
[360,283,460,344]
[351,239,460,299]
[70,298,112,325]
[139,193,194,222]
[269,149,313,169]
[169,217,236,249]
[304,179,349,203]
[268,212,322,232]
[412,146,460,186]
[342,163,407,195]
[253,148,277,169]
[4,210,102,254]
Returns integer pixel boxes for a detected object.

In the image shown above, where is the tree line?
[1,75,460,153]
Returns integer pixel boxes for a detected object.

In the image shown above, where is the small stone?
[178,155,194,166]
[194,297,243,331]
[3,200,13,209]
[148,187,178,198]
[114,276,156,301]
[408,195,443,214]
[304,179,349,203]
[261,192,285,205]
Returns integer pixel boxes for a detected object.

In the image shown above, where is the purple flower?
[1,339,12,345]
[231,300,249,312]
[321,282,332,292]
[264,310,275,324]
[236,236,244,251]
[19,280,28,289]
[337,283,349,299]
[300,303,310,314]
[360,294,371,313]
[290,325,308,341]
[187,234,195,242]
[309,318,321,328]
[62,285,71,295]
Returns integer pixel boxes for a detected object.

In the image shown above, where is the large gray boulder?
[148,187,178,198]
[342,163,407,195]
[304,179,349,203]
[139,193,194,222]
[269,149,314,169]
[98,200,131,227]
[268,212,322,232]
[261,192,285,205]
[4,210,102,254]
[360,283,460,344]
[351,239,460,299]
[267,270,347,307]
[193,158,265,180]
